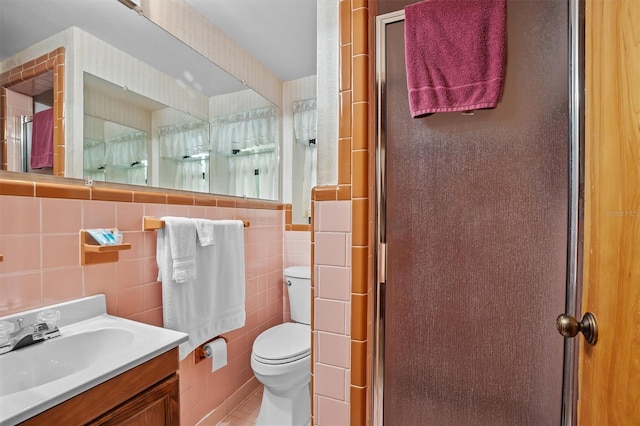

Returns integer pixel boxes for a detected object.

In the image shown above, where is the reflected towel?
[404,0,507,117]
[30,109,54,168]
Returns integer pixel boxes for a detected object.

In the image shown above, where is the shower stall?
[374,0,583,424]
[6,115,32,173]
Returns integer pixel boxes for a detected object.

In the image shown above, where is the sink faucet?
[0,316,61,356]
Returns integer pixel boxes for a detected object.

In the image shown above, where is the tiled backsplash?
[0,178,286,425]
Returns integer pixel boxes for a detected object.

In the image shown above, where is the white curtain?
[211,106,278,200]
[104,131,148,186]
[83,138,106,181]
[293,99,317,218]
[158,121,210,193]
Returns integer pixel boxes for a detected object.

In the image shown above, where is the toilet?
[251,266,311,426]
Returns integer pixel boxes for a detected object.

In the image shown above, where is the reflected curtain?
[293,99,317,218]
[158,121,210,193]
[104,130,148,186]
[211,106,278,200]
[83,138,106,181]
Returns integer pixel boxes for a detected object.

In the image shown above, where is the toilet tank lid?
[284,266,310,279]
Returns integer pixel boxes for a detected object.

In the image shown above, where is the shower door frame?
[372,2,585,424]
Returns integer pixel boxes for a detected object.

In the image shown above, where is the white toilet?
[251,266,311,426]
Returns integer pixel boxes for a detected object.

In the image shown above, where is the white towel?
[162,216,197,284]
[193,218,216,247]
[159,219,246,360]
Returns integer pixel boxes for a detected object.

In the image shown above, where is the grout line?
[218,386,263,426]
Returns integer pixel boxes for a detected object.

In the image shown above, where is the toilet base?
[255,382,310,426]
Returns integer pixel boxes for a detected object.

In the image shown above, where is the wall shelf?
[80,230,131,266]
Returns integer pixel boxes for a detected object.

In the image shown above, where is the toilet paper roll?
[203,338,227,372]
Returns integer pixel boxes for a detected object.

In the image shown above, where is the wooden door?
[580,0,640,423]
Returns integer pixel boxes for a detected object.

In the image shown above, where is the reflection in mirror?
[1,0,280,201]
[84,73,212,192]
[84,115,147,186]
[292,99,317,223]
[158,114,210,193]
[2,59,56,175]
[211,104,278,200]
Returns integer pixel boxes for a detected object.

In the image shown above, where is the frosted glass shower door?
[377,1,570,424]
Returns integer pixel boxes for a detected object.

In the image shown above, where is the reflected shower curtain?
[104,131,148,186]
[83,138,106,181]
[211,106,278,200]
[158,121,210,193]
[293,99,317,218]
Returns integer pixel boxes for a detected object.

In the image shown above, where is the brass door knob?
[556,312,598,345]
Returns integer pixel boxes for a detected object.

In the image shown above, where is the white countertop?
[0,295,188,425]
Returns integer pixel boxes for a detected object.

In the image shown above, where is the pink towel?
[404,0,507,117]
[30,108,54,168]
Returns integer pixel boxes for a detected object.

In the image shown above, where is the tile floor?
[218,386,263,426]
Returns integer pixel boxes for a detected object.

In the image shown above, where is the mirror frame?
[0,48,65,175]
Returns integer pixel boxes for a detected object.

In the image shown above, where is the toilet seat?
[252,323,310,365]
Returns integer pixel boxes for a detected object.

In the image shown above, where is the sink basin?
[0,328,135,396]
[0,295,188,425]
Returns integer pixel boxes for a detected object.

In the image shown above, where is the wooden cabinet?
[22,348,180,425]
[89,374,179,425]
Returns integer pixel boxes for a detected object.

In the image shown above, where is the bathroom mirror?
[0,0,280,201]
[84,115,148,186]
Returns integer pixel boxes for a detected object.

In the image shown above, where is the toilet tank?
[284,266,311,325]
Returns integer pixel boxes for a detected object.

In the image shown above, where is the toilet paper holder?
[195,336,228,364]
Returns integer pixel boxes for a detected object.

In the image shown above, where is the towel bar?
[143,216,250,231]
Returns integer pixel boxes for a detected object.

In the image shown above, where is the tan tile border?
[282,203,312,231]
[91,187,134,203]
[35,181,91,200]
[289,224,311,232]
[1,48,65,175]
[0,176,285,211]
[311,0,374,424]
[350,385,367,425]
[312,185,352,202]
[0,178,35,197]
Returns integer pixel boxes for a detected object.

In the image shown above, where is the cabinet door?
[89,374,179,426]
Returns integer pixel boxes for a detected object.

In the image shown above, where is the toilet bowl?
[251,266,311,426]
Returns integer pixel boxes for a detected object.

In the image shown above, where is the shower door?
[375,1,573,424]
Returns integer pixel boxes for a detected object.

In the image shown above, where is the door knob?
[556,312,598,345]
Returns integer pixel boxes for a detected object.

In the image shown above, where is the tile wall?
[0,179,286,426]
[312,0,373,424]
[313,200,353,425]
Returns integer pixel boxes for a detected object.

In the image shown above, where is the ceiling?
[184,0,317,82]
[0,0,317,95]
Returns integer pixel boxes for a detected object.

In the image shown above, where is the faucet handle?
[33,322,49,333]
[0,320,15,345]
[36,309,60,330]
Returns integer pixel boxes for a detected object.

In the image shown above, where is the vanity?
[0,295,188,425]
